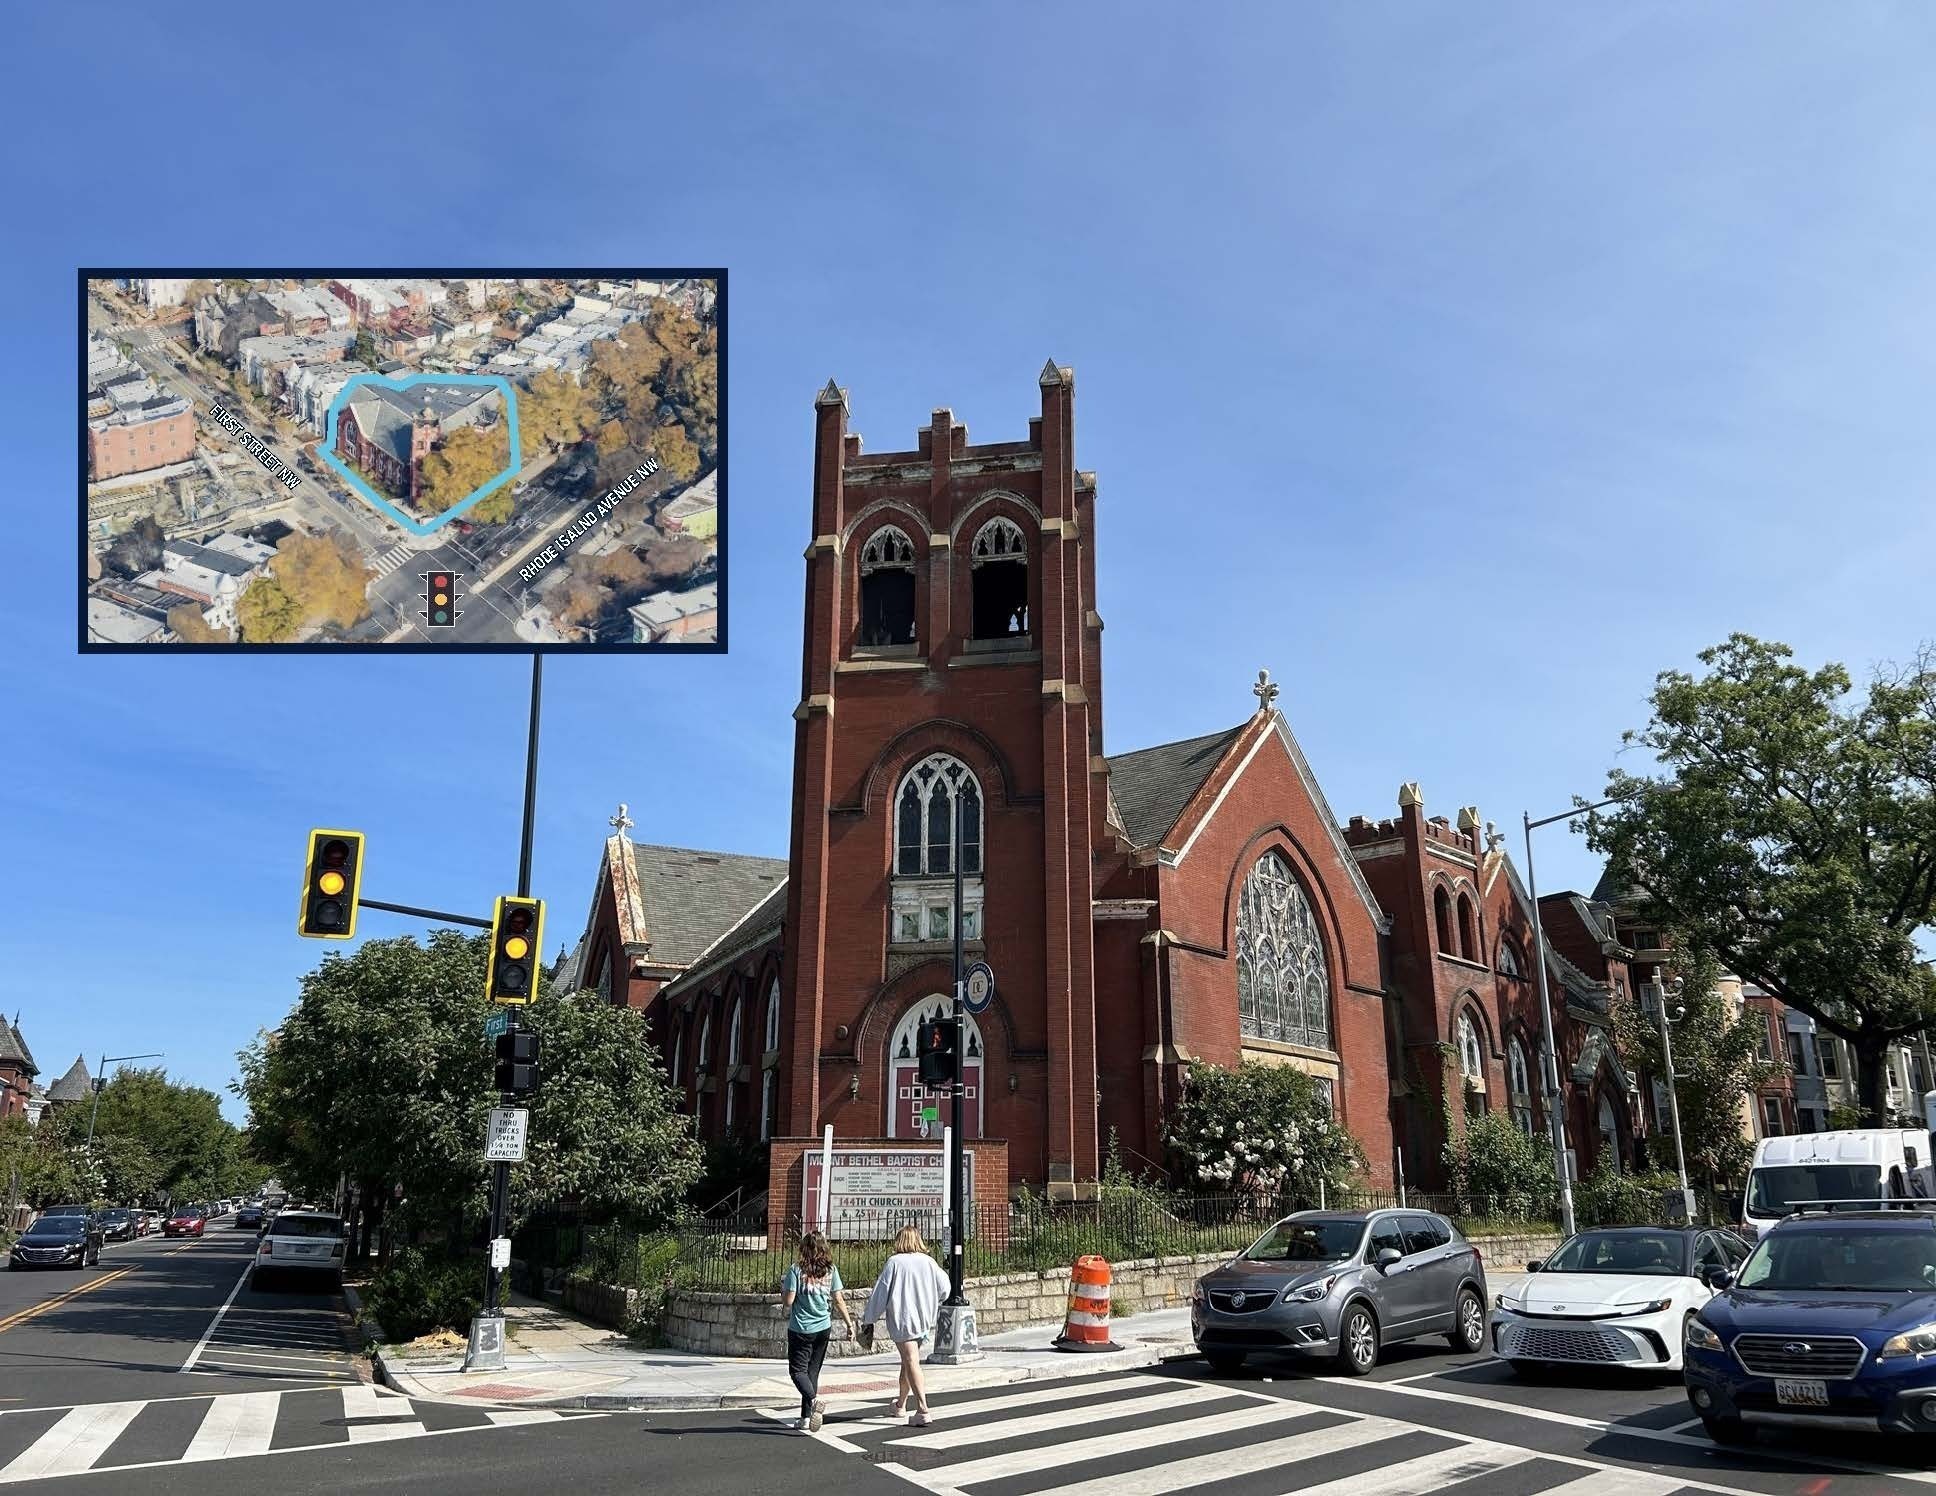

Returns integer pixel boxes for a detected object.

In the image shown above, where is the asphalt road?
[14,1236,1936,1494]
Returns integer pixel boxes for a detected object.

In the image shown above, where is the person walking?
[781,1231,855,1433]
[860,1225,952,1425]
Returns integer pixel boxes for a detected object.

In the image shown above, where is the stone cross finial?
[1253,669,1279,714]
[609,803,634,837]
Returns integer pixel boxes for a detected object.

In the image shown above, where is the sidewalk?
[376,1293,1198,1412]
[375,1272,1532,1412]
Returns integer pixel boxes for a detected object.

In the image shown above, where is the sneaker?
[794,1416,810,1433]
[809,1401,824,1433]
[909,1409,930,1427]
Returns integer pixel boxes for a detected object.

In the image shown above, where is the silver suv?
[1192,1209,1489,1376]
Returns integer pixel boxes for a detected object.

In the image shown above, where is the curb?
[378,1338,1198,1411]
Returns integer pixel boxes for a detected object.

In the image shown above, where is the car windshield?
[1542,1231,1686,1275]
[43,1206,88,1217]
[173,1209,203,1220]
[1748,1164,1883,1215]
[24,1219,84,1239]
[1737,1227,1936,1292]
[1244,1218,1365,1264]
[270,1216,343,1239]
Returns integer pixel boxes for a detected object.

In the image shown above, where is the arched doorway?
[886,997,984,1140]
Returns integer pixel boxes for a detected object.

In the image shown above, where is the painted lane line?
[180,1391,280,1462]
[1308,1373,1936,1486]
[0,1402,146,1482]
[179,1260,253,1373]
[0,1267,139,1334]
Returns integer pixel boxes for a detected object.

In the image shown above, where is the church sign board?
[803,1148,977,1242]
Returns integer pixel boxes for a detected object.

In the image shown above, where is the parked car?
[1192,1208,1489,1376]
[97,1208,140,1243]
[235,1203,264,1229]
[162,1208,207,1239]
[1492,1226,1747,1375]
[1686,1207,1936,1441]
[250,1211,346,1291]
[10,1215,101,1270]
[1740,1131,1935,1242]
[141,1210,161,1236]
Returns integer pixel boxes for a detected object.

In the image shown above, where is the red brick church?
[557,364,1645,1218]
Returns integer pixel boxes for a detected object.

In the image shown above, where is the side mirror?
[1526,1260,1544,1273]
[1706,1268,1733,1290]
[1375,1247,1403,1270]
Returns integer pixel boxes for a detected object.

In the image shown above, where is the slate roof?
[0,1015,35,1075]
[1104,725,1246,849]
[344,381,496,464]
[629,843,788,968]
[662,878,789,1000]
[47,1054,92,1103]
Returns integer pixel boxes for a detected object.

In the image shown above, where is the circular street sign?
[963,961,996,1014]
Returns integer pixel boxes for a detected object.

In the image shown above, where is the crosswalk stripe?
[340,1386,405,1418]
[1541,1470,1684,1496]
[181,1391,280,1462]
[485,1410,566,1426]
[894,1376,1183,1421]
[0,1403,145,1482]
[347,1419,428,1444]
[891,1382,1231,1450]
[881,1399,1337,1488]
[1288,1444,1533,1496]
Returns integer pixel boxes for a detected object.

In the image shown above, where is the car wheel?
[1203,1350,1247,1376]
[1448,1288,1486,1353]
[1702,1416,1753,1446]
[1336,1304,1379,1376]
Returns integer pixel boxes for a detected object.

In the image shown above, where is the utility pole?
[1523,812,1580,1239]
[1645,967,1699,1224]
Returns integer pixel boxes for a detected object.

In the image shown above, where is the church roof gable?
[628,842,787,969]
[1103,726,1245,848]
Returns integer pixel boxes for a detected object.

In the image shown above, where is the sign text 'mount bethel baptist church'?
[554,362,1648,1231]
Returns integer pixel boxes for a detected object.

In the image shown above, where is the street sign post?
[932,794,981,1365]
[485,1107,529,1163]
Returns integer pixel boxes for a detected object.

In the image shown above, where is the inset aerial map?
[81,271,723,650]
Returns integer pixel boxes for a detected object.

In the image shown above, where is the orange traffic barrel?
[1052,1255,1122,1352]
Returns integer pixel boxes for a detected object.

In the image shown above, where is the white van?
[1740,1130,1935,1240]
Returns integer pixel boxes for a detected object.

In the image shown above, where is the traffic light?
[297,829,364,939]
[486,895,546,1004]
[917,1018,957,1087]
[422,571,461,629]
[494,1029,540,1095]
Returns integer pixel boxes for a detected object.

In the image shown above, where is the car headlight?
[1495,1294,1524,1312]
[1878,1322,1936,1359]
[1685,1319,1724,1352]
[1615,1298,1672,1315]
[1284,1276,1335,1303]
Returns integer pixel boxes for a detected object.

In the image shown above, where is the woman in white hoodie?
[861,1225,952,1425]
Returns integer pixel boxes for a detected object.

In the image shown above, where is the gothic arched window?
[763,975,781,1054]
[969,516,1029,640]
[1434,885,1453,954]
[1457,1010,1485,1078]
[1507,1035,1534,1135]
[1234,852,1331,1050]
[696,1005,713,1075]
[1497,937,1522,979]
[858,524,917,647]
[892,754,985,943]
[1457,892,1478,961]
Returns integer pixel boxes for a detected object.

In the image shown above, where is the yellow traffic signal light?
[298,829,365,939]
[487,896,545,1004]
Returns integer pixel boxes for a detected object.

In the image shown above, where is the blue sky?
[4,4,1932,1120]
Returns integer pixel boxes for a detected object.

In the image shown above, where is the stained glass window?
[1234,852,1331,1050]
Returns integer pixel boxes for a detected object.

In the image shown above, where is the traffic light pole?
[469,657,544,1373]
[931,793,979,1363]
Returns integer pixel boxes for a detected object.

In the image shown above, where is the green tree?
[1163,1061,1363,1198]
[1587,635,1936,1123]
[353,329,382,366]
[1610,942,1777,1191]
[519,369,598,451]
[1442,1113,1555,1218]
[236,575,302,642]
[52,1067,248,1206]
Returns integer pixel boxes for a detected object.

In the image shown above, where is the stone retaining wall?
[642,1228,1563,1357]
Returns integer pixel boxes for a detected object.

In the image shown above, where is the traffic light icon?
[495,1028,540,1096]
[917,1018,957,1087]
[422,571,462,629]
[487,896,545,1005]
[298,829,364,939]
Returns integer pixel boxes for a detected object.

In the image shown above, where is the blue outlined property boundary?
[319,372,522,537]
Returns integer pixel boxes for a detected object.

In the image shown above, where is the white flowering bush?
[1163,1061,1363,1198]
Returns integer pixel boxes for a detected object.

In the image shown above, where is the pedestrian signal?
[917,1018,957,1087]
[486,896,545,1005]
[494,1028,541,1095]
[298,829,364,939]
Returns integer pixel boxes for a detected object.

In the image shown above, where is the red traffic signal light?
[917,1018,957,1087]
[487,896,545,1005]
[298,829,364,939]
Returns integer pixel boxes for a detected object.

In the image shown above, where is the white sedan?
[1490,1225,1749,1374]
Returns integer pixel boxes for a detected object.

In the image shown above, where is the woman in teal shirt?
[781,1231,856,1432]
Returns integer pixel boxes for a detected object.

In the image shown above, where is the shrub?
[1164,1061,1364,1197]
[1442,1113,1556,1222]
[363,1247,485,1343]
[1573,1154,1681,1226]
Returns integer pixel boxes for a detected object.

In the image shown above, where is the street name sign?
[485,1107,529,1162]
[483,1011,510,1040]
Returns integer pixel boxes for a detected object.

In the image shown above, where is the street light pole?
[1522,816,1578,1239]
[1645,966,1699,1224]
[86,1051,164,1147]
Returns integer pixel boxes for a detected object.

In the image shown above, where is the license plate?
[1776,1379,1829,1407]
